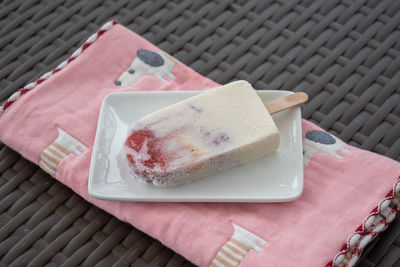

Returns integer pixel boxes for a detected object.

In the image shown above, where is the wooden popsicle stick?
[264,92,308,114]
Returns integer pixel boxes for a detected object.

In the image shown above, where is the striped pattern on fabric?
[211,223,266,267]
[39,127,87,177]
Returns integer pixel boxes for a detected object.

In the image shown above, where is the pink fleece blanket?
[1,21,399,267]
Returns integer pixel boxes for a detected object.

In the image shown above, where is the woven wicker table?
[0,1,399,266]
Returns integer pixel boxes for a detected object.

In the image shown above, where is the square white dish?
[88,90,303,202]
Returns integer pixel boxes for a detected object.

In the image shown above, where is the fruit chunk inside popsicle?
[124,80,280,186]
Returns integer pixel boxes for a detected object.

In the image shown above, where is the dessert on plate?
[124,81,284,186]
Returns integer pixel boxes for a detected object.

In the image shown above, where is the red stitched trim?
[3,102,12,109]
[0,20,118,117]
[36,78,44,84]
[328,175,400,266]
[355,224,363,233]
[20,89,29,95]
[379,219,388,226]
[97,30,105,36]
[354,248,361,255]
[370,207,379,214]
[82,43,91,50]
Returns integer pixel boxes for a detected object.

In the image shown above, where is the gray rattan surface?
[0,0,399,266]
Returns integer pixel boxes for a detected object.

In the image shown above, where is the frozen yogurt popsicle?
[124,81,302,186]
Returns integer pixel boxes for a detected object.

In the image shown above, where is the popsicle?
[124,81,307,186]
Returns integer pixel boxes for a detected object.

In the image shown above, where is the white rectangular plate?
[89,90,303,202]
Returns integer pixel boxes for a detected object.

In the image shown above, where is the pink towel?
[1,21,399,267]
